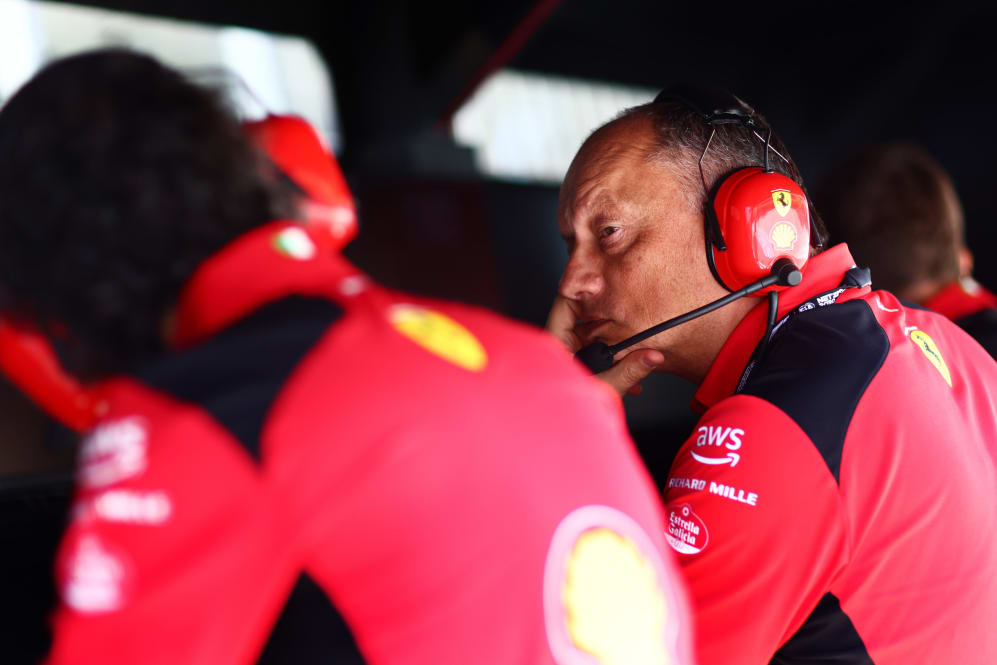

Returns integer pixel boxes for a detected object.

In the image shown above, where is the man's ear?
[958,246,974,278]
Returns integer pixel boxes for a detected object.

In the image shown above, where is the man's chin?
[599,322,645,347]
[606,329,674,356]
[574,318,615,345]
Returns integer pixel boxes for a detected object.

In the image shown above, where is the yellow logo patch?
[910,329,952,387]
[770,222,797,249]
[561,528,669,665]
[771,190,792,216]
[389,304,487,372]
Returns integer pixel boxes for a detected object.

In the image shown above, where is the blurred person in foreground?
[545,87,997,664]
[817,142,997,357]
[0,49,695,665]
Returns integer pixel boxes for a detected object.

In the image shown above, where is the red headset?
[242,114,357,252]
[653,86,820,295]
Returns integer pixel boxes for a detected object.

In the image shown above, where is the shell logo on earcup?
[708,168,810,293]
[770,222,797,250]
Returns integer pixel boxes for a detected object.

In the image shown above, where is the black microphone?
[574,258,802,374]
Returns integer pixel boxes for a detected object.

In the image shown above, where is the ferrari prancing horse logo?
[389,304,488,372]
[772,191,792,217]
[910,329,953,387]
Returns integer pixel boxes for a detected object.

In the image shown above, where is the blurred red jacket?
[46,221,695,665]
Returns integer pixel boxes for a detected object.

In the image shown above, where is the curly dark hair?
[0,49,294,379]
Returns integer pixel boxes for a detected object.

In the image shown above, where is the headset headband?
[653,84,825,253]
[653,85,755,127]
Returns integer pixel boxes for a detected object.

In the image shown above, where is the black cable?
[764,126,773,173]
[575,259,801,374]
[766,289,778,338]
[606,274,779,355]
[735,289,781,393]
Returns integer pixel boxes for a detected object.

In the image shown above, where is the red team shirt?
[664,245,997,664]
[45,222,694,665]
[924,277,997,359]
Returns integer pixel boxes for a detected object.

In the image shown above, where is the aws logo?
[690,426,743,467]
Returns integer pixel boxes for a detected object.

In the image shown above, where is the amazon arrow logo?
[690,450,740,467]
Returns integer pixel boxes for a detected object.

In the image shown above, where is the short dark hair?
[815,143,962,296]
[612,98,826,251]
[0,49,294,379]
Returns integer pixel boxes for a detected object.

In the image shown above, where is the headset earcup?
[243,115,358,252]
[707,168,760,291]
[708,167,810,292]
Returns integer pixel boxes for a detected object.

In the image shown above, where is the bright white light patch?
[0,0,45,102]
[0,1,341,152]
[453,70,655,183]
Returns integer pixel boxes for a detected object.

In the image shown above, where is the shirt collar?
[170,221,356,348]
[692,244,863,412]
[922,277,997,322]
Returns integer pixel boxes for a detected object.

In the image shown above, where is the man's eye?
[599,226,620,239]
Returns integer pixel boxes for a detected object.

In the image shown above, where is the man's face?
[556,119,731,376]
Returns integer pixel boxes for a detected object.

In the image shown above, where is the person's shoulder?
[328,265,562,358]
[890,291,997,371]
[738,297,890,481]
[955,306,997,360]
[82,377,262,488]
[348,284,590,379]
[743,296,890,403]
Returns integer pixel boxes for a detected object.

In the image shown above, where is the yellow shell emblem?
[910,329,952,387]
[772,190,792,216]
[389,304,487,372]
[770,222,797,249]
[562,528,670,665]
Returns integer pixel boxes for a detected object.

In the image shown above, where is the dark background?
[3,1,996,661]
[20,0,992,451]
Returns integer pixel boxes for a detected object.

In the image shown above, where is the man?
[547,89,997,664]
[0,114,349,664]
[0,50,694,665]
[817,142,997,357]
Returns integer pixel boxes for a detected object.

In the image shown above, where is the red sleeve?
[45,391,295,665]
[662,395,849,665]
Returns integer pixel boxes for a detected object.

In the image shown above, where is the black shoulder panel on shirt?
[769,593,874,665]
[956,308,997,360]
[134,296,342,463]
[256,572,367,665]
[741,300,889,483]
[899,297,931,312]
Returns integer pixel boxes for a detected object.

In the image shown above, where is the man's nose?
[558,249,604,300]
